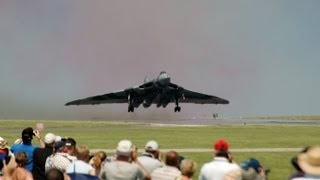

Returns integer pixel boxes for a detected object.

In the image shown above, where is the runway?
[91,147,303,153]
[116,117,320,125]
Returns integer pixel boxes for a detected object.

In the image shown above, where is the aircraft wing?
[179,88,229,104]
[65,90,128,106]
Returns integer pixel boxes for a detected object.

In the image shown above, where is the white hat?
[116,140,132,157]
[44,133,56,144]
[145,140,159,151]
[55,136,62,142]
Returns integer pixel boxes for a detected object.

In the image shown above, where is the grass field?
[1,119,319,179]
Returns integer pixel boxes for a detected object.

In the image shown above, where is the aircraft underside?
[127,91,181,112]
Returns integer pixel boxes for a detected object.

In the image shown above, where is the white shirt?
[151,165,181,180]
[199,157,241,180]
[66,160,94,174]
[137,154,163,174]
[45,153,77,173]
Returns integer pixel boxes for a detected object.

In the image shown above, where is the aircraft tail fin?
[144,76,148,83]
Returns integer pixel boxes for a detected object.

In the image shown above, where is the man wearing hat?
[291,146,320,179]
[199,139,241,180]
[48,138,77,173]
[10,127,45,172]
[100,139,145,180]
[137,140,163,174]
[240,158,268,180]
[32,133,58,180]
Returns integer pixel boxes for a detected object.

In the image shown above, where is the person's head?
[21,127,34,143]
[180,159,196,178]
[297,146,320,176]
[90,155,102,169]
[65,138,77,156]
[145,140,160,158]
[46,168,65,180]
[215,151,230,159]
[95,151,107,162]
[240,158,262,174]
[116,139,133,160]
[15,151,28,168]
[54,141,66,153]
[165,151,180,168]
[44,133,57,147]
[76,145,90,162]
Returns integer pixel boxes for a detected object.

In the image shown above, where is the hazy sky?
[1,1,319,120]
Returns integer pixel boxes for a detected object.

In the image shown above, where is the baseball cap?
[44,133,56,144]
[214,139,229,152]
[22,127,34,141]
[240,158,262,173]
[145,140,159,151]
[0,137,8,149]
[116,140,132,157]
[65,138,76,146]
[54,141,66,150]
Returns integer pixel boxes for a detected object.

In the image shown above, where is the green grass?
[1,119,319,179]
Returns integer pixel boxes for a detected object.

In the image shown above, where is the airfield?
[1,117,319,179]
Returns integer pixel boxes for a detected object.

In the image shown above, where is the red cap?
[214,139,229,152]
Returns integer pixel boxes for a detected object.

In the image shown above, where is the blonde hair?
[76,145,90,160]
[180,159,196,177]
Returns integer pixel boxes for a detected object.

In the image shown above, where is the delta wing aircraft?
[65,72,229,112]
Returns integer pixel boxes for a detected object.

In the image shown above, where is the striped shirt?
[45,153,77,173]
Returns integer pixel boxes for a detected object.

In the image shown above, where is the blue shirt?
[11,142,38,172]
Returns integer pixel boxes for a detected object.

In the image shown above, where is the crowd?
[0,127,319,180]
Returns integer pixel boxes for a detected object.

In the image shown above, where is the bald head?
[165,151,180,168]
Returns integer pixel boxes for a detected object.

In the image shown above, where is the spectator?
[11,151,33,180]
[0,137,10,163]
[46,140,77,173]
[291,146,320,180]
[180,159,196,180]
[66,145,95,175]
[240,158,268,180]
[32,132,58,180]
[94,151,107,163]
[100,139,145,180]
[11,127,45,172]
[151,150,181,180]
[199,139,241,180]
[89,150,107,176]
[89,155,103,176]
[137,140,163,174]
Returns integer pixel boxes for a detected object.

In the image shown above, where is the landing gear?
[174,96,181,112]
[174,106,181,112]
[128,105,134,112]
[128,94,134,112]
